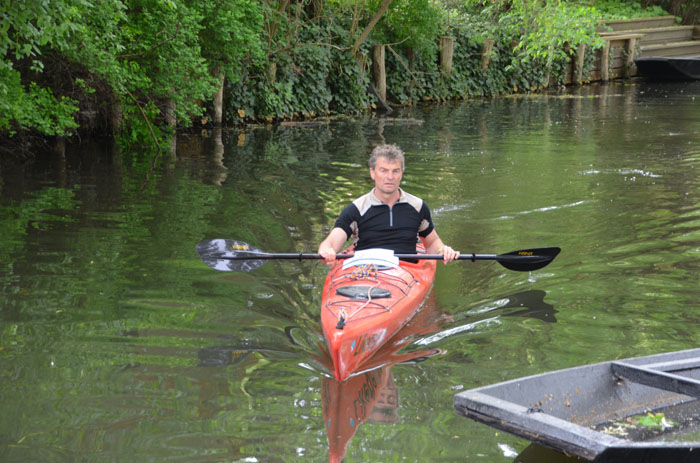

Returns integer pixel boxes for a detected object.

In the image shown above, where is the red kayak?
[321,238,437,381]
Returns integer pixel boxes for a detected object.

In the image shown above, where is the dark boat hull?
[635,56,700,81]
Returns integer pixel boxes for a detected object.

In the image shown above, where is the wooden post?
[482,39,495,70]
[267,62,277,84]
[439,36,454,75]
[575,43,586,84]
[624,37,637,78]
[372,44,386,103]
[600,41,611,82]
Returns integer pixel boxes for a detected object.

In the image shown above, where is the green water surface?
[1,80,700,462]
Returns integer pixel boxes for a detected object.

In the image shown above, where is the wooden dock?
[589,16,700,81]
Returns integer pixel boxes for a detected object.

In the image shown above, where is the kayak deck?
[322,241,436,380]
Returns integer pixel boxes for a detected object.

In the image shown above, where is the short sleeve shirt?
[333,188,434,254]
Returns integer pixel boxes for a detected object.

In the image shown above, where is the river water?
[1,80,699,462]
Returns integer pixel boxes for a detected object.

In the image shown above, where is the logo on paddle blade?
[231,243,249,250]
[518,251,534,256]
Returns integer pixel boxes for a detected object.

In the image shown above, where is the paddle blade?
[495,247,561,272]
[196,239,266,272]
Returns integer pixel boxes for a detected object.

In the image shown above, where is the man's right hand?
[318,246,337,265]
[318,227,348,265]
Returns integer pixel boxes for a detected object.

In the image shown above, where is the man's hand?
[440,245,460,264]
[318,246,337,265]
[318,228,348,265]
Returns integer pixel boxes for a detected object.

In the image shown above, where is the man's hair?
[369,144,405,170]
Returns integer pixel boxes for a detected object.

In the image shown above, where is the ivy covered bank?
[1,0,695,149]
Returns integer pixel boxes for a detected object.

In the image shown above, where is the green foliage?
[192,0,265,81]
[593,0,669,20]
[453,0,602,79]
[226,12,373,122]
[328,49,373,113]
[1,0,264,142]
[100,0,218,131]
[371,0,446,55]
[0,0,80,73]
[0,0,82,136]
[515,1,603,65]
[0,68,79,136]
[0,0,641,140]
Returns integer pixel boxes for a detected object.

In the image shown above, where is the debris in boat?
[599,423,632,437]
[498,443,518,457]
[636,412,677,430]
[596,412,677,437]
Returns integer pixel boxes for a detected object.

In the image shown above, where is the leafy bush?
[593,0,669,20]
[1,0,634,141]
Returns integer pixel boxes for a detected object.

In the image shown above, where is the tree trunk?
[267,61,277,84]
[111,100,122,134]
[164,98,176,129]
[668,0,682,16]
[312,0,323,18]
[351,0,394,58]
[481,39,495,70]
[372,44,386,103]
[213,67,225,126]
[164,98,177,158]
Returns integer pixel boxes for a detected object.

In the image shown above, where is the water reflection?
[514,444,586,463]
[416,290,556,346]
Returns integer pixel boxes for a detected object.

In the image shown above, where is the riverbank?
[2,0,686,149]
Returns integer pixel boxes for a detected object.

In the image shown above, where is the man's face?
[370,157,403,197]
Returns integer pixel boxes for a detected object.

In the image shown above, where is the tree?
[192,0,265,125]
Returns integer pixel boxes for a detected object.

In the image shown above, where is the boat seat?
[336,286,391,299]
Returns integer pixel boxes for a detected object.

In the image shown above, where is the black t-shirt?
[333,188,434,254]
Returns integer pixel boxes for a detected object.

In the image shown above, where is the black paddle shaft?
[196,239,560,273]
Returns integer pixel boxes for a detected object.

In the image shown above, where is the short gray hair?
[369,144,405,170]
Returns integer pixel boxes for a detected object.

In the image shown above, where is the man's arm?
[318,227,349,264]
[423,229,460,263]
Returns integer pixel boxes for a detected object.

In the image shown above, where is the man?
[318,144,460,263]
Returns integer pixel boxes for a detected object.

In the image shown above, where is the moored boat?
[321,239,437,381]
[635,56,700,81]
[454,348,700,462]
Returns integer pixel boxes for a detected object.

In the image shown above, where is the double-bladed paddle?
[196,239,560,273]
